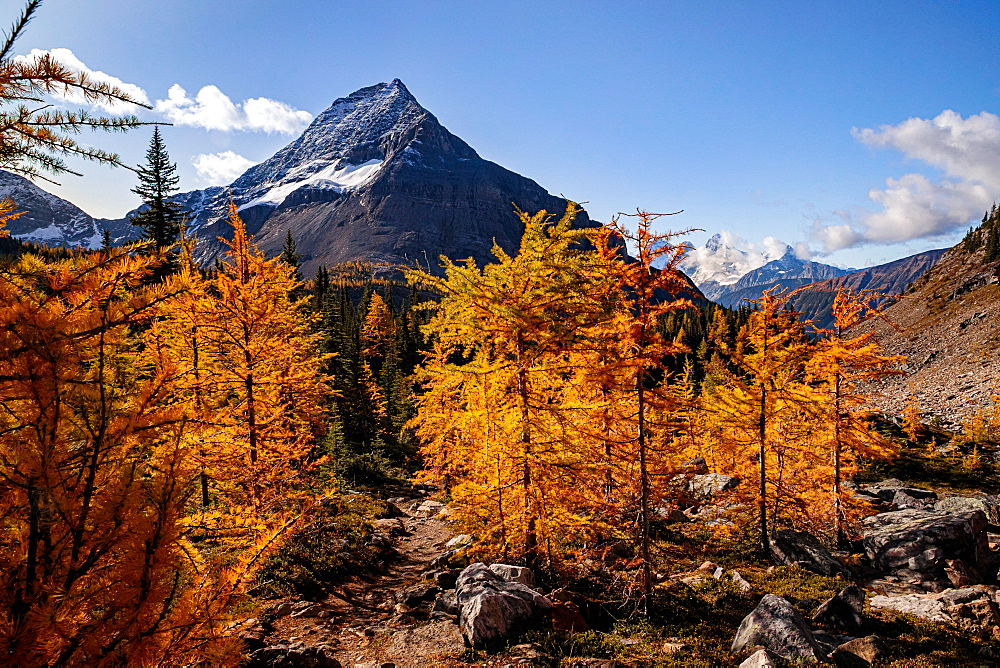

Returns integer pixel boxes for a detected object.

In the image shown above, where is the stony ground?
[263,501,472,667]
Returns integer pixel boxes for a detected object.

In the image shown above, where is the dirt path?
[267,503,467,667]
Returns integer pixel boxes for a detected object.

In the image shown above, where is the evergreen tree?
[280,230,304,283]
[984,219,999,264]
[129,127,185,252]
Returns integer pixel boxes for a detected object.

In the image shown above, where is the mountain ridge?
[103,79,589,275]
[788,248,946,330]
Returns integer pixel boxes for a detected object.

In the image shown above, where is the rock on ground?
[812,585,865,634]
[769,529,851,577]
[738,648,781,667]
[731,593,827,663]
[247,644,342,668]
[687,473,740,502]
[861,509,990,589]
[868,593,950,622]
[831,635,888,667]
[380,621,466,662]
[936,495,1000,524]
[489,563,535,586]
[455,562,552,650]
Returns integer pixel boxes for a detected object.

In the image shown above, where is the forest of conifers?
[0,194,919,663]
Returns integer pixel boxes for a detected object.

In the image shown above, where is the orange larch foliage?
[194,203,329,509]
[902,391,923,443]
[0,246,244,664]
[407,204,617,567]
[587,210,693,606]
[807,289,904,544]
[704,288,816,558]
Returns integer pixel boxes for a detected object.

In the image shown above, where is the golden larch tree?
[706,288,814,559]
[195,203,329,509]
[588,210,693,606]
[408,204,616,567]
[807,289,904,544]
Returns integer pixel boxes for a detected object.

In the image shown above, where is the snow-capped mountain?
[107,79,593,273]
[679,232,786,301]
[0,170,103,248]
[713,248,851,308]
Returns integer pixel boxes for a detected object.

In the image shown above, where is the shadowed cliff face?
[106,79,592,275]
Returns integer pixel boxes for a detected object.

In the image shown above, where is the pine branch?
[0,0,39,62]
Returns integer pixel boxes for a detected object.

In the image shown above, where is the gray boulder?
[739,648,781,667]
[812,585,865,634]
[682,456,709,474]
[831,635,888,667]
[868,593,949,622]
[432,589,459,616]
[395,584,438,608]
[455,562,552,650]
[687,473,740,501]
[731,594,827,663]
[489,563,535,586]
[935,495,1000,524]
[861,509,990,588]
[769,529,851,577]
[893,489,933,510]
[863,479,936,504]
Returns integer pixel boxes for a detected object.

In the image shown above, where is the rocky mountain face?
[108,79,594,276]
[712,248,850,308]
[0,170,103,248]
[856,236,1000,425]
[788,249,946,330]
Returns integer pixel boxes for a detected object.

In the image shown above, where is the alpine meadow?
[2,1,1000,665]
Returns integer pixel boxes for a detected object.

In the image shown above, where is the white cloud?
[862,173,992,243]
[155,84,311,134]
[853,110,1000,189]
[810,221,861,252]
[243,97,313,134]
[812,110,1000,251]
[13,48,150,113]
[192,151,257,186]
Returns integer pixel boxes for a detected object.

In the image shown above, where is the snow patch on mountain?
[241,159,383,210]
[0,170,107,248]
[680,231,791,294]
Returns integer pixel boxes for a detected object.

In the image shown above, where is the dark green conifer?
[280,230,303,280]
[985,220,999,264]
[129,127,185,252]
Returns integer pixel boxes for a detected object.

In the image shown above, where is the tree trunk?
[637,370,652,611]
[833,374,845,547]
[758,386,769,562]
[516,335,537,566]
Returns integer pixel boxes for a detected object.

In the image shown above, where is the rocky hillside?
[789,248,946,330]
[856,223,1000,425]
[108,79,595,276]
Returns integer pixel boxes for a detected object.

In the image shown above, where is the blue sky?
[15,0,1000,269]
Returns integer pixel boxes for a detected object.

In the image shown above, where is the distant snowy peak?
[103,78,595,273]
[680,232,789,298]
